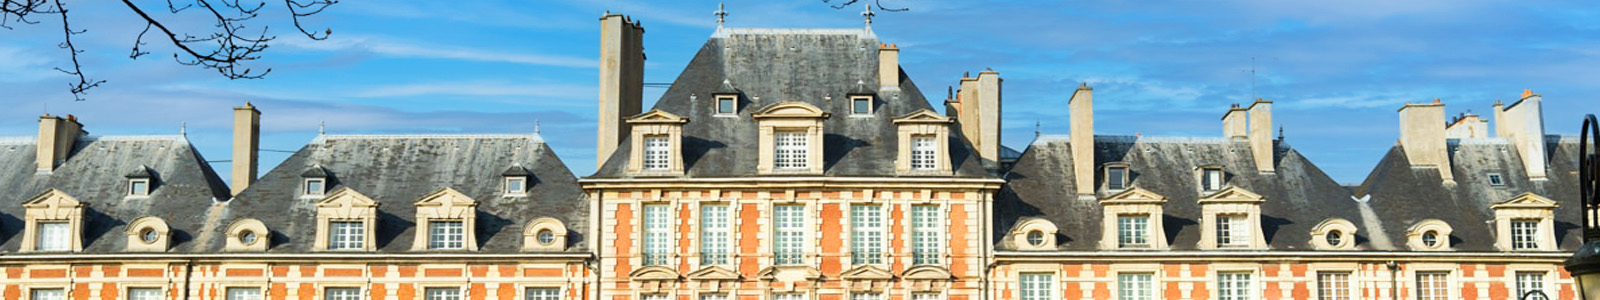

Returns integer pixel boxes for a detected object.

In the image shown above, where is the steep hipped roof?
[590,28,988,178]
[0,135,231,253]
[211,134,586,253]
[996,135,1360,251]
[1355,137,1584,251]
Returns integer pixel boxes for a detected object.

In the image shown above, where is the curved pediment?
[1198,186,1264,204]
[1099,186,1168,204]
[627,109,690,124]
[686,265,740,281]
[629,265,681,281]
[891,109,953,124]
[753,101,830,119]
[902,265,953,280]
[840,265,894,281]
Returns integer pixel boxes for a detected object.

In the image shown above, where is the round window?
[537,229,556,245]
[240,230,259,245]
[1324,231,1342,247]
[140,228,159,244]
[1026,230,1045,247]
[1421,230,1439,247]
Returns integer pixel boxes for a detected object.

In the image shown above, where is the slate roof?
[1354,137,1584,251]
[590,28,989,178]
[212,134,586,253]
[996,135,1362,251]
[0,135,232,253]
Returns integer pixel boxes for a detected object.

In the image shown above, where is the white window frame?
[849,293,881,300]
[327,221,365,250]
[1117,214,1149,248]
[1414,271,1451,300]
[911,204,942,265]
[773,204,806,265]
[35,221,71,251]
[127,288,163,300]
[851,96,873,115]
[1315,271,1351,300]
[1018,273,1054,300]
[774,131,809,170]
[699,203,731,266]
[30,289,65,300]
[641,294,670,300]
[128,178,151,196]
[850,204,884,265]
[1201,168,1224,191]
[771,293,805,300]
[909,293,941,300]
[524,288,560,300]
[304,178,326,197]
[1118,273,1155,300]
[642,203,671,266]
[424,288,462,300]
[505,177,527,195]
[1511,219,1539,250]
[1216,214,1249,247]
[323,287,362,300]
[225,287,265,300]
[715,95,737,115]
[1216,272,1253,300]
[910,135,937,170]
[1515,271,1546,300]
[643,135,670,171]
[428,220,465,250]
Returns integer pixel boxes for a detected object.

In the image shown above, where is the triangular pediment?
[902,265,953,281]
[23,189,83,209]
[753,101,829,119]
[626,109,689,124]
[891,109,953,124]
[629,266,681,281]
[840,265,894,280]
[415,187,477,207]
[1491,193,1558,209]
[316,188,378,208]
[1099,187,1168,204]
[1198,186,1265,204]
[686,265,740,281]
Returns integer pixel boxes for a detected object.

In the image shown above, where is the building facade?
[0,11,1587,300]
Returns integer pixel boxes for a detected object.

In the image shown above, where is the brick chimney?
[1069,83,1094,199]
[1246,100,1274,174]
[878,44,900,91]
[1497,90,1548,180]
[1221,103,1247,140]
[597,13,645,168]
[232,102,261,196]
[1398,100,1452,182]
[36,114,85,173]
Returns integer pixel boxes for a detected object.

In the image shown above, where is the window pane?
[911,205,941,265]
[130,180,149,196]
[1019,273,1053,300]
[775,131,809,169]
[851,204,883,264]
[329,221,364,250]
[1416,272,1449,300]
[37,222,70,251]
[227,288,264,300]
[772,294,804,300]
[700,204,730,266]
[1108,167,1126,190]
[324,288,361,300]
[1316,272,1350,300]
[31,289,64,300]
[128,288,162,300]
[850,293,880,300]
[424,289,461,300]
[910,294,941,300]
[773,205,805,264]
[853,98,870,114]
[642,204,671,266]
[305,179,325,195]
[1512,220,1539,250]
[1216,215,1249,247]
[699,294,728,300]
[1516,272,1545,300]
[506,178,525,194]
[911,135,937,170]
[525,288,560,300]
[428,221,465,250]
[1118,215,1148,247]
[641,295,669,300]
[1203,169,1222,191]
[1118,273,1153,300]
[718,97,735,114]
[1217,272,1252,300]
[644,136,670,170]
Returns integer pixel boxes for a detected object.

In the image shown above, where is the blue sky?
[1,1,1596,184]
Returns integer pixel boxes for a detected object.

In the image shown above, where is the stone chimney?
[232,102,261,196]
[1498,89,1548,180]
[973,69,1002,168]
[878,44,900,91]
[1444,112,1488,139]
[1246,100,1274,174]
[597,13,645,168]
[1221,103,1247,140]
[1398,100,1452,182]
[1069,83,1094,199]
[36,114,85,173]
[954,73,980,148]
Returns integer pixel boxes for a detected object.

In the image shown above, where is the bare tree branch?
[822,0,909,12]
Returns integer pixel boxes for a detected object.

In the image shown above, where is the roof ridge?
[0,136,33,145]
[320,134,545,143]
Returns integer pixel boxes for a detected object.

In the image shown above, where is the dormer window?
[851,96,873,115]
[1105,164,1130,191]
[313,188,378,251]
[774,131,810,170]
[125,166,154,197]
[1490,193,1557,251]
[1406,219,1453,251]
[893,109,954,175]
[1310,218,1358,250]
[911,135,936,170]
[36,222,71,251]
[301,165,330,197]
[1117,214,1149,247]
[1098,187,1169,250]
[22,189,85,252]
[1488,173,1505,186]
[413,188,479,251]
[755,101,829,175]
[626,110,689,175]
[643,135,670,170]
[502,165,531,196]
[1215,214,1249,247]
[304,178,326,196]
[1198,186,1267,250]
[1200,167,1224,191]
[717,95,737,115]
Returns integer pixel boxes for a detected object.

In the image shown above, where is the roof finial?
[714,3,727,29]
[180,122,187,136]
[535,120,542,135]
[1034,121,1041,138]
[318,121,325,135]
[862,4,875,28]
[1278,126,1285,141]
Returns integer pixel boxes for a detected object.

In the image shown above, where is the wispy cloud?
[350,81,595,102]
[278,35,596,68]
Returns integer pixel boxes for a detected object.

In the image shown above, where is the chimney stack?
[597,14,645,168]
[1444,113,1488,139]
[232,102,261,196]
[974,69,1002,168]
[1246,100,1274,174]
[1221,103,1247,140]
[1069,83,1094,199]
[1497,90,1548,180]
[878,44,900,91]
[954,73,980,148]
[36,114,85,173]
[1398,100,1452,182]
